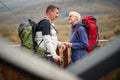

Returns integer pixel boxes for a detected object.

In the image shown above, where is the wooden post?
[63,48,68,68]
[12,69,18,80]
[3,64,9,80]
[21,73,25,80]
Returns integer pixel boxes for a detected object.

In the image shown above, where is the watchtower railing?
[0,36,120,80]
[0,37,80,80]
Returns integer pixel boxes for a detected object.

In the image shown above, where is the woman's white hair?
[69,11,81,22]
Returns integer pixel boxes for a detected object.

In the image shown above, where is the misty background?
[0,0,120,44]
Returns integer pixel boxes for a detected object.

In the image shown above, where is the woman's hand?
[64,42,72,48]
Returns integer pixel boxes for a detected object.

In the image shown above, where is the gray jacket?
[35,21,61,58]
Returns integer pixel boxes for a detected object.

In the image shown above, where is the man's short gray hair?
[69,11,81,22]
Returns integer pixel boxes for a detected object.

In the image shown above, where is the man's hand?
[54,55,62,62]
[61,44,66,50]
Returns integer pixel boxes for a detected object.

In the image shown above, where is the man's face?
[50,8,59,21]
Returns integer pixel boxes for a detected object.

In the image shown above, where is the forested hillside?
[0,0,120,44]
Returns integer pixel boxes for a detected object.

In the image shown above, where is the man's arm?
[40,20,59,58]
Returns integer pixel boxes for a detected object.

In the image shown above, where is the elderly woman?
[66,11,88,64]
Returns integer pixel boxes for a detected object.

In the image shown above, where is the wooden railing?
[57,40,109,68]
[0,40,110,80]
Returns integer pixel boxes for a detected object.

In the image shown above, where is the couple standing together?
[35,4,88,65]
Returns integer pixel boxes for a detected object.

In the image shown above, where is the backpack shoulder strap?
[75,23,82,42]
[37,18,50,31]
[33,18,50,53]
[75,23,87,42]
[39,18,49,24]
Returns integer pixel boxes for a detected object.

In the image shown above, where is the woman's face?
[68,15,78,25]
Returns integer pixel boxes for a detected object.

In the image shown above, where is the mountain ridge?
[0,0,120,43]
